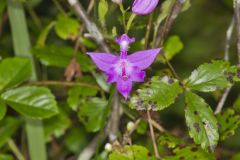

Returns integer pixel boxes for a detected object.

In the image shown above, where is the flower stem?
[7,0,47,159]
[126,13,136,33]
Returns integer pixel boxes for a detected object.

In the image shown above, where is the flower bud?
[127,121,135,132]
[104,143,113,152]
[112,0,122,5]
[132,0,159,15]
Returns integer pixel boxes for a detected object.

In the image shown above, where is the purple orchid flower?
[132,0,159,15]
[87,34,161,98]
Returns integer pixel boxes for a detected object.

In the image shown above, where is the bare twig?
[147,111,160,159]
[67,0,110,53]
[28,80,101,90]
[235,0,240,64]
[156,0,185,47]
[77,130,107,160]
[150,119,166,133]
[214,18,235,115]
[108,91,121,142]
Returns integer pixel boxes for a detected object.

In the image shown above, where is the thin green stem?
[144,14,153,48]
[8,139,25,160]
[52,0,67,16]
[120,4,127,32]
[126,13,136,33]
[7,0,47,159]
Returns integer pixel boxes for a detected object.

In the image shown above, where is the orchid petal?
[106,68,116,84]
[87,52,119,72]
[128,48,161,70]
[132,70,145,82]
[117,77,132,99]
[132,0,159,15]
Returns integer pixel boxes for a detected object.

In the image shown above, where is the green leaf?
[0,154,14,160]
[109,145,155,160]
[136,120,148,135]
[44,109,71,141]
[233,95,240,112]
[54,15,80,40]
[67,86,98,111]
[232,153,240,160]
[185,91,219,151]
[156,0,174,25]
[80,37,97,49]
[0,0,6,16]
[78,98,107,132]
[1,86,59,119]
[32,45,95,71]
[64,127,89,154]
[0,57,31,92]
[0,99,6,120]
[163,146,215,160]
[129,76,183,111]
[158,132,183,148]
[162,35,183,61]
[217,109,240,140]
[36,21,55,47]
[0,117,21,148]
[98,0,108,25]
[186,60,231,92]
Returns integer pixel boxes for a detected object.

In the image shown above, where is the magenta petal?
[106,68,116,84]
[116,77,132,99]
[87,52,119,72]
[132,0,159,15]
[128,48,161,70]
[132,67,145,82]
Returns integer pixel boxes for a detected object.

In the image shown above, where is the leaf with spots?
[78,98,108,132]
[163,145,215,160]
[186,60,231,92]
[129,76,183,111]
[217,109,240,140]
[109,145,155,160]
[158,132,183,148]
[185,91,219,151]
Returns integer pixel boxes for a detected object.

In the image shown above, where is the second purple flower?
[132,0,159,15]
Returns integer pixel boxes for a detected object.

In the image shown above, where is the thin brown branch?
[67,0,110,53]
[147,110,160,159]
[214,18,235,115]
[28,80,101,90]
[156,0,185,47]
[235,0,240,64]
[150,119,166,133]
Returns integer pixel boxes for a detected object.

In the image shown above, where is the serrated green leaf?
[0,117,21,148]
[78,98,108,132]
[185,91,219,151]
[55,15,80,40]
[98,0,108,25]
[163,145,215,160]
[44,109,71,141]
[162,35,183,61]
[1,86,59,119]
[36,21,55,47]
[32,45,95,71]
[0,99,6,120]
[109,145,155,160]
[0,57,32,92]
[67,86,98,111]
[129,76,183,111]
[217,109,240,140]
[158,132,183,148]
[186,60,231,92]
